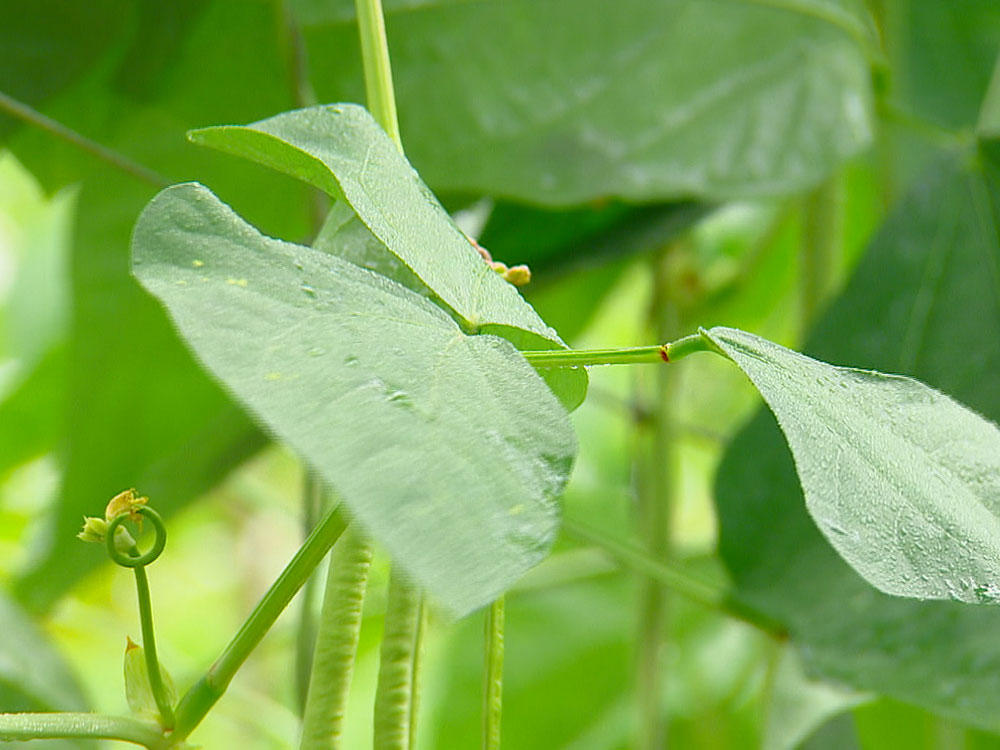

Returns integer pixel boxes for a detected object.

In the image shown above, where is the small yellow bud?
[503,264,532,286]
[77,516,108,544]
[105,489,148,522]
[489,260,508,275]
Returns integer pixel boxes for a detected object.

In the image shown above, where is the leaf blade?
[131,182,577,614]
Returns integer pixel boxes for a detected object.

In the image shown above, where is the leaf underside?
[131,183,577,615]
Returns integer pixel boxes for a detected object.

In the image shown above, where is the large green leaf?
[190,104,588,409]
[704,325,1000,604]
[132,182,576,614]
[298,0,875,204]
[715,150,1000,729]
[8,0,310,610]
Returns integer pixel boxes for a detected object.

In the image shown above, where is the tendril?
[106,506,167,568]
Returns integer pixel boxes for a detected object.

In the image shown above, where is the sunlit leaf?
[131,182,576,615]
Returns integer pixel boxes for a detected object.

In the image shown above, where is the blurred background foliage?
[0,0,999,747]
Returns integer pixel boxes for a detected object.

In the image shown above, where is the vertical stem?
[300,527,374,750]
[132,562,174,729]
[296,471,326,714]
[355,0,402,149]
[635,251,680,750]
[373,570,423,750]
[482,597,505,750]
[408,596,427,750]
[799,176,841,334]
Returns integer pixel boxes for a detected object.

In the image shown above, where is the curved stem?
[0,90,169,187]
[300,527,374,750]
[522,334,711,368]
[173,505,348,741]
[132,564,175,729]
[482,597,504,750]
[373,570,423,750]
[355,0,402,149]
[0,713,167,749]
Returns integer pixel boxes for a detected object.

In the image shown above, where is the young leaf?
[189,104,587,409]
[123,637,177,719]
[703,326,1000,605]
[131,182,576,615]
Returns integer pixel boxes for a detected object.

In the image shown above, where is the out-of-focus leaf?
[763,646,868,750]
[0,590,88,712]
[715,150,1000,729]
[979,54,1000,139]
[882,0,1000,130]
[0,1,126,140]
[298,0,875,205]
[0,349,64,483]
[9,0,310,611]
[705,325,1000,605]
[132,183,576,615]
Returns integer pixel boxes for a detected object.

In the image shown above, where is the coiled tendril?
[105,506,167,568]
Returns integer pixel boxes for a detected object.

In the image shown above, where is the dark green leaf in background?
[8,0,312,611]
[132,183,576,615]
[715,148,1000,730]
[297,0,876,205]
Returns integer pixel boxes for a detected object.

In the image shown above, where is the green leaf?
[123,638,176,719]
[0,590,88,713]
[131,182,576,615]
[8,0,309,610]
[763,646,868,750]
[189,104,587,409]
[715,151,1000,729]
[704,324,1000,604]
[297,0,875,204]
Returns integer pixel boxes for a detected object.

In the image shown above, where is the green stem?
[635,256,678,750]
[373,570,423,750]
[132,563,175,729]
[299,527,374,750]
[408,595,427,749]
[562,519,717,614]
[799,176,841,333]
[0,90,168,187]
[522,334,710,368]
[562,518,786,636]
[355,0,402,149]
[0,713,167,749]
[172,505,348,741]
[295,471,326,715]
[482,597,504,750]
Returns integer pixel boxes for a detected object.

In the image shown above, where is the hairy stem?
[132,563,175,729]
[355,0,401,149]
[0,713,167,749]
[300,527,374,750]
[522,334,710,368]
[172,505,348,741]
[482,597,505,750]
[0,90,168,187]
[373,571,423,750]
